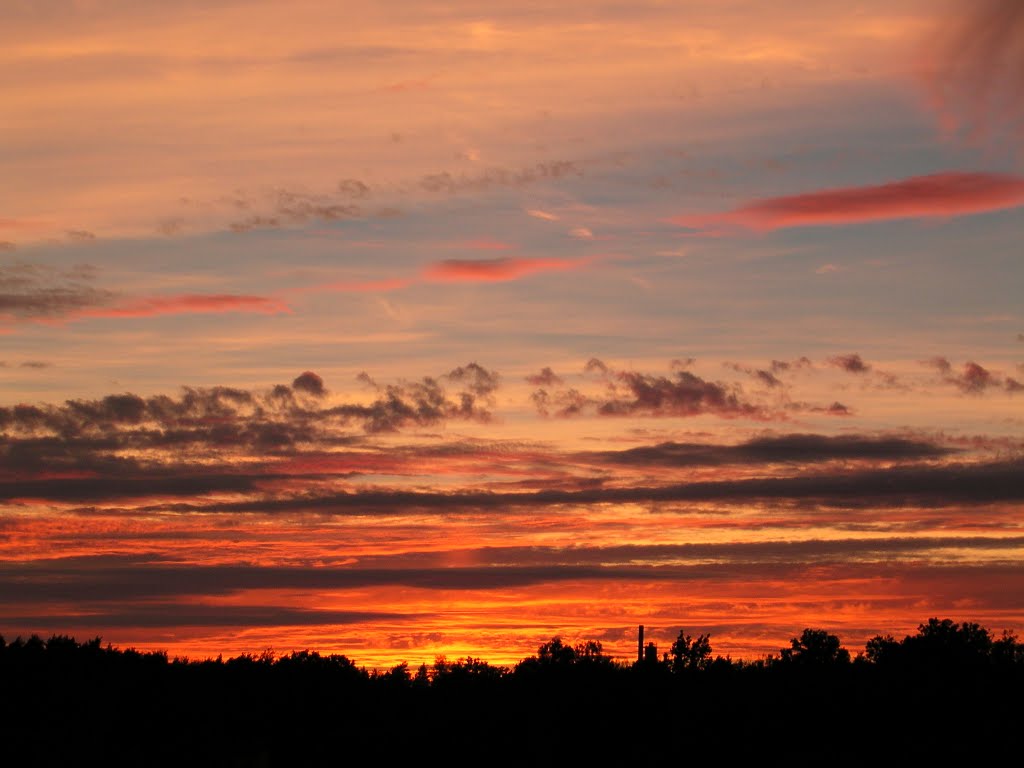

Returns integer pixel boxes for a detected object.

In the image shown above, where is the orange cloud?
[423,256,595,283]
[77,294,291,319]
[679,172,1024,231]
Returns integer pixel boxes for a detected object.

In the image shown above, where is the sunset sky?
[2,0,1023,669]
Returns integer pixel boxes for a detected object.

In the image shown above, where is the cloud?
[75,293,292,319]
[525,367,563,387]
[679,172,1024,231]
[926,358,1021,394]
[956,361,996,393]
[338,179,371,199]
[922,356,953,374]
[230,216,283,233]
[292,371,326,397]
[770,357,812,373]
[820,401,852,416]
[419,161,580,194]
[725,363,783,388]
[828,353,871,374]
[327,363,501,433]
[423,256,594,283]
[5,537,1024,609]
[99,457,1024,516]
[532,364,769,420]
[599,370,769,419]
[0,364,497,443]
[19,361,50,369]
[228,187,364,232]
[922,0,1024,145]
[445,362,500,397]
[0,605,409,630]
[591,434,955,468]
[530,360,846,421]
[526,209,559,221]
[0,263,289,323]
[0,262,111,319]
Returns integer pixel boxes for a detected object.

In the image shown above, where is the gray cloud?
[121,457,1024,516]
[338,179,371,199]
[419,160,581,194]
[0,262,111,319]
[927,358,1020,394]
[525,367,563,387]
[0,605,408,630]
[0,365,498,439]
[725,362,783,388]
[828,353,871,374]
[292,371,326,397]
[770,357,812,373]
[2,548,1021,609]
[590,434,955,467]
[925,0,1024,145]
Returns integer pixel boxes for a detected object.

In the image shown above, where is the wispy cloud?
[0,262,111,319]
[921,0,1024,145]
[419,161,581,194]
[587,433,955,468]
[423,256,596,283]
[1,263,290,324]
[828,353,871,374]
[925,358,1024,394]
[76,293,291,319]
[679,172,1024,231]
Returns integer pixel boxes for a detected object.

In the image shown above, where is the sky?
[1,0,1023,668]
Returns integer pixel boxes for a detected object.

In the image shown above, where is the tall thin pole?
[638,624,644,663]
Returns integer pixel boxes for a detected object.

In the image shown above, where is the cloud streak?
[679,172,1024,231]
[424,256,597,283]
[922,0,1024,145]
[75,293,291,319]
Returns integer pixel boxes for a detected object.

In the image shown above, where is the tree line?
[1,617,1021,765]
[4,616,1020,677]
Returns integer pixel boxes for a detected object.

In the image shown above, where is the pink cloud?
[677,172,1024,231]
[76,294,291,319]
[423,256,596,283]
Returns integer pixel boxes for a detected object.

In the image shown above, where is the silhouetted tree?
[864,633,900,665]
[536,636,578,665]
[779,628,850,665]
[992,630,1023,666]
[669,630,713,672]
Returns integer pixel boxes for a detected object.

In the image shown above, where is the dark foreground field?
[2,619,1021,765]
